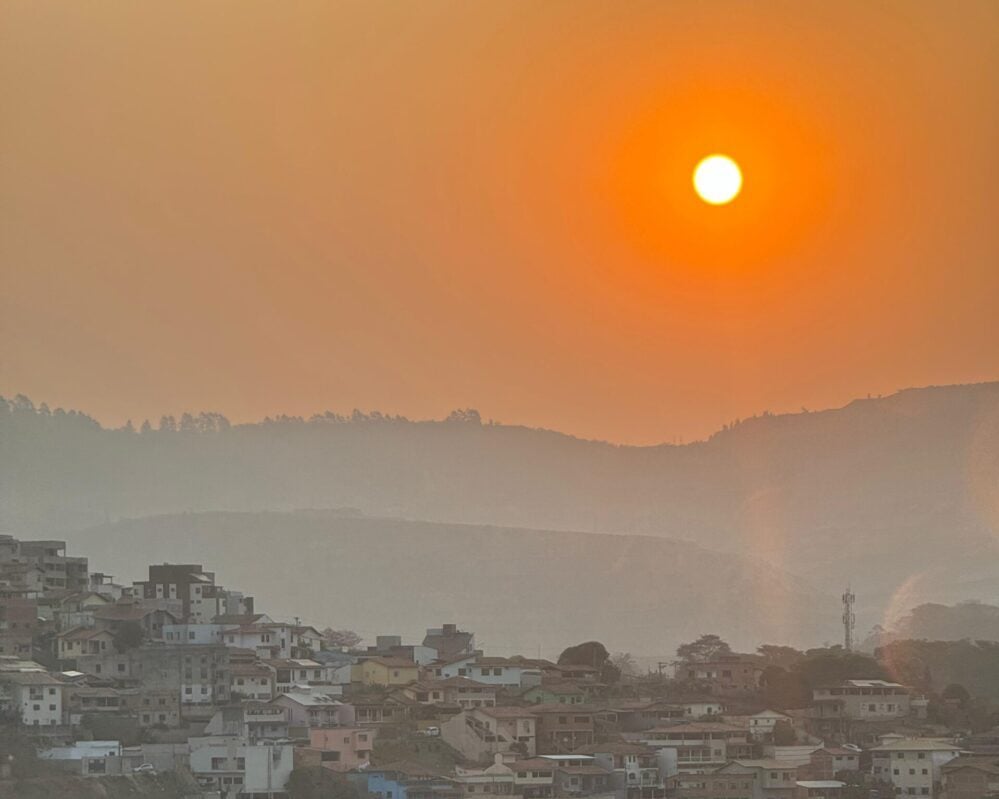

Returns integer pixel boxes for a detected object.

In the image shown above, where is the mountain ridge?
[3,381,997,618]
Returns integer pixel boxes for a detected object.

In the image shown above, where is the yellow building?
[353,656,419,687]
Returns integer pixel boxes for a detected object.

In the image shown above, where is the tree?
[322,629,362,649]
[772,719,796,745]
[757,645,803,670]
[286,767,361,799]
[140,419,153,434]
[559,641,610,668]
[558,641,619,683]
[610,652,638,677]
[941,683,971,708]
[676,634,732,663]
[112,621,145,653]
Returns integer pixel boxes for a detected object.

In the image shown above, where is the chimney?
[443,624,457,636]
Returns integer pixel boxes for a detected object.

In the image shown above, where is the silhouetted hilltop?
[2,382,998,613]
[72,510,839,655]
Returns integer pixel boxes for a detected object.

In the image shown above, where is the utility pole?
[842,588,856,652]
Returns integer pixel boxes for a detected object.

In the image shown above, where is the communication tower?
[842,588,856,651]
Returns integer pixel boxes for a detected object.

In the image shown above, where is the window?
[493,668,502,676]
[211,757,226,770]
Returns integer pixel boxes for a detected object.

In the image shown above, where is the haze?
[2,1,997,444]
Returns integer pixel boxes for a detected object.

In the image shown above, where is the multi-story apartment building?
[134,564,253,623]
[76,643,230,719]
[639,722,754,774]
[442,705,538,763]
[812,680,911,720]
[0,536,89,593]
[0,670,64,726]
[871,738,961,798]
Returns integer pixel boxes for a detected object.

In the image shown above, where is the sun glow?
[693,154,742,205]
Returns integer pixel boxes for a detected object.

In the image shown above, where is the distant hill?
[70,510,840,656]
[2,382,998,621]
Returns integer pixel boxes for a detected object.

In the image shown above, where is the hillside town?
[1,534,997,799]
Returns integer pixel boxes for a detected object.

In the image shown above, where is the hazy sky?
[2,2,997,444]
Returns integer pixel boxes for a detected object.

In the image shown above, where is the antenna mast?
[842,588,856,651]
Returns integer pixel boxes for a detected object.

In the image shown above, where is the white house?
[871,738,961,797]
[163,623,225,646]
[189,737,294,798]
[0,671,64,726]
[749,709,792,739]
[431,656,534,688]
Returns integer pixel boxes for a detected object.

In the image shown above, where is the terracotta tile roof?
[479,705,537,719]
[556,765,611,776]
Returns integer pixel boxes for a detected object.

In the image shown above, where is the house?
[638,722,754,773]
[55,627,115,662]
[541,755,614,796]
[368,635,439,666]
[290,625,324,657]
[75,643,230,717]
[120,686,181,728]
[188,736,294,798]
[230,661,275,700]
[452,755,519,797]
[352,692,412,726]
[521,681,588,706]
[530,703,597,755]
[442,706,538,763]
[3,539,89,593]
[203,703,289,742]
[550,664,601,683]
[573,742,674,799]
[940,756,999,799]
[794,780,845,799]
[805,747,861,781]
[163,622,225,646]
[812,680,911,720]
[749,710,793,741]
[871,738,961,798]
[0,596,38,657]
[675,764,758,799]
[680,655,765,696]
[299,726,377,770]
[0,670,64,726]
[134,563,254,624]
[430,656,536,688]
[358,760,460,799]
[264,657,343,694]
[423,623,475,660]
[92,602,178,641]
[677,698,726,719]
[63,684,125,725]
[717,760,802,799]
[222,623,290,659]
[48,591,111,630]
[398,676,497,708]
[37,740,124,776]
[355,656,420,687]
[270,688,354,728]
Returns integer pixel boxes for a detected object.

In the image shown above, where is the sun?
[693,154,742,205]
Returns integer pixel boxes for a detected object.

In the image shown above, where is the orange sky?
[1,1,997,444]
